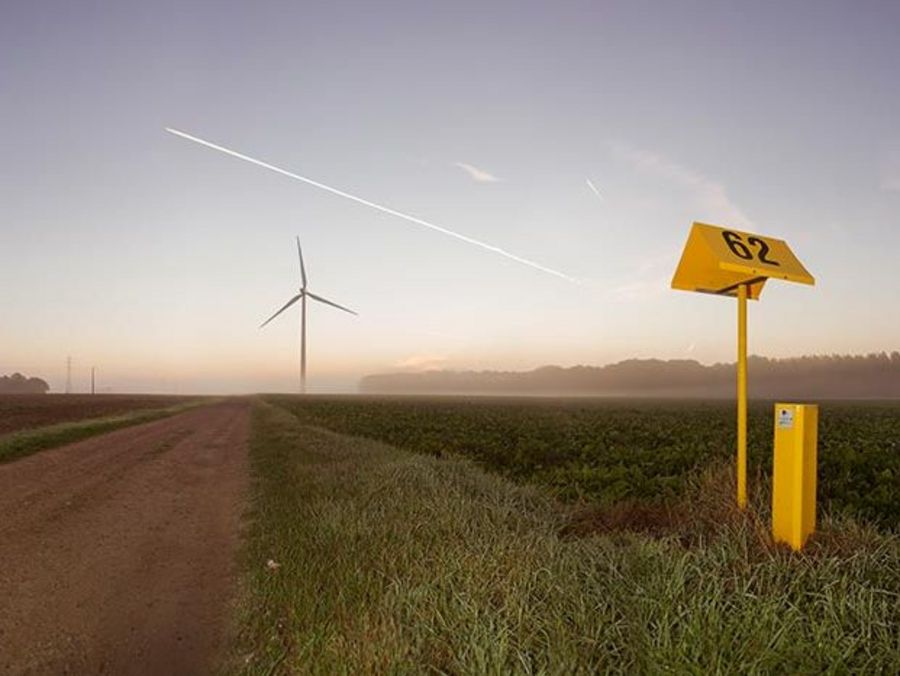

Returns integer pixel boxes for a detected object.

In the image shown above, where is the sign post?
[671,222,814,509]
[737,283,748,508]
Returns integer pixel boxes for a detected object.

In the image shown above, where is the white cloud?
[454,162,501,183]
[614,144,755,228]
[394,354,449,370]
[586,178,604,200]
[881,176,900,192]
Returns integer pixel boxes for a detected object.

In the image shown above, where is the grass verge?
[0,399,212,464]
[234,400,899,674]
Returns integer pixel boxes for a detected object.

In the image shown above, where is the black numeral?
[748,237,779,266]
[721,231,779,266]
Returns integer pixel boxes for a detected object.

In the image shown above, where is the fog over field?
[361,352,900,398]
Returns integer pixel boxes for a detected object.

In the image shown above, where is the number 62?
[722,231,780,266]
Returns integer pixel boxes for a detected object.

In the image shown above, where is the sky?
[1,0,898,394]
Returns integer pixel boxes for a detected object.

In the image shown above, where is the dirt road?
[0,400,250,674]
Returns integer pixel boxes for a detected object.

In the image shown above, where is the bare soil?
[0,394,199,437]
[0,400,249,674]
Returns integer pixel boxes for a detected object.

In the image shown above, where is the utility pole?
[66,356,72,395]
[91,367,96,395]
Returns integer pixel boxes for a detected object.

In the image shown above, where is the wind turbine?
[260,237,357,393]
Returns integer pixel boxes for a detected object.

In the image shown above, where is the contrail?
[586,178,603,200]
[165,127,576,283]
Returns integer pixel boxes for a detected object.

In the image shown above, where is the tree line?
[360,352,900,398]
[0,373,50,394]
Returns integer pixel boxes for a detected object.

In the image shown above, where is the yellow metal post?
[671,222,816,512]
[772,404,818,550]
[736,284,748,509]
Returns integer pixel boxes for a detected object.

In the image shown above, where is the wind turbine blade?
[259,293,303,328]
[296,236,307,289]
[306,292,357,315]
[165,127,577,283]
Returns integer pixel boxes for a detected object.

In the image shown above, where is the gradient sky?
[2,1,899,393]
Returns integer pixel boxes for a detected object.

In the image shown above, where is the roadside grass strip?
[237,401,900,674]
[0,399,212,464]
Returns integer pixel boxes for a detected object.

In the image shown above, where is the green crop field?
[264,395,899,529]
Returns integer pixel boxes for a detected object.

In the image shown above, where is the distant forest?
[0,373,50,394]
[360,353,900,398]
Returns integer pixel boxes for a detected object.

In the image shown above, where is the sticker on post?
[778,408,794,429]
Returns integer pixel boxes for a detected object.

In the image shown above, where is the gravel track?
[0,400,249,674]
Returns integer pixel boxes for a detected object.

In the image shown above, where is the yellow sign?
[772,403,818,550]
[671,221,816,512]
[671,222,814,299]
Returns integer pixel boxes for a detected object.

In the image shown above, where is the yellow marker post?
[737,284,748,509]
[772,403,818,550]
[672,222,814,509]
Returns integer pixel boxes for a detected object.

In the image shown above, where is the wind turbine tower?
[260,237,357,393]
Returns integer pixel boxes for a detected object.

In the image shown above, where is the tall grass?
[234,401,899,674]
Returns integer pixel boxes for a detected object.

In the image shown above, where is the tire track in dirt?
[0,400,250,674]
